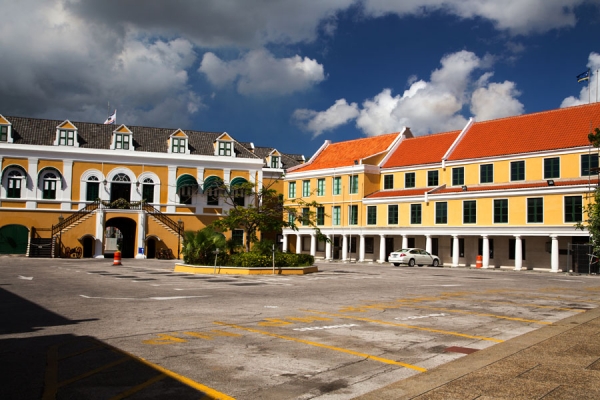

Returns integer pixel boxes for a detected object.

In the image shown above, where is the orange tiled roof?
[292,132,400,172]
[448,103,600,161]
[366,188,430,199]
[365,178,597,199]
[383,130,461,168]
[432,178,599,195]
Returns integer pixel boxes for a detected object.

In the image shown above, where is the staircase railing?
[142,203,184,235]
[52,200,101,237]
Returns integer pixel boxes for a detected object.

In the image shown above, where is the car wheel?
[408,258,415,267]
[393,263,400,267]
[432,259,439,267]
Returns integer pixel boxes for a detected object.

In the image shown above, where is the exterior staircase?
[28,237,54,258]
[28,200,184,258]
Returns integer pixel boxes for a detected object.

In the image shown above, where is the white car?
[389,248,441,267]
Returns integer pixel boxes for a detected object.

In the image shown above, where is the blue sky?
[0,1,599,159]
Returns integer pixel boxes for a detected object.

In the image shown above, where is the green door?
[0,225,29,254]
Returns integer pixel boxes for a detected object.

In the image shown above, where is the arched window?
[42,172,59,199]
[7,170,23,199]
[142,177,155,203]
[86,175,100,201]
[113,173,131,182]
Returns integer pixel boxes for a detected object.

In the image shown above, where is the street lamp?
[58,214,64,258]
[213,248,220,274]
[177,218,183,260]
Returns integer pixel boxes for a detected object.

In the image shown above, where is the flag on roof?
[577,70,590,83]
[103,110,116,124]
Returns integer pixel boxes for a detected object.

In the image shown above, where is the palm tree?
[181,227,226,265]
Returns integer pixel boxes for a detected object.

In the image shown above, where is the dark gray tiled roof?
[252,146,304,170]
[5,116,259,159]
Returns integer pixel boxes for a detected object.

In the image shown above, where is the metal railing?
[142,202,183,235]
[51,200,100,237]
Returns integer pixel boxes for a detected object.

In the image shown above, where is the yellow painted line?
[42,344,58,400]
[184,331,214,340]
[58,357,130,387]
[102,341,236,400]
[305,310,504,343]
[109,374,166,400]
[392,304,552,325]
[339,300,553,324]
[213,321,426,372]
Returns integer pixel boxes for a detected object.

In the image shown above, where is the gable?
[0,115,9,125]
[216,132,233,141]
[57,120,76,130]
[171,129,187,138]
[114,125,132,134]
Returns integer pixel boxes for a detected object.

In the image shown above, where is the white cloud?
[471,81,524,120]
[295,50,524,137]
[293,99,359,136]
[561,52,600,108]
[0,0,202,126]
[362,0,588,35]
[199,49,326,96]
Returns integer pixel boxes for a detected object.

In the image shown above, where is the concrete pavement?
[356,304,600,399]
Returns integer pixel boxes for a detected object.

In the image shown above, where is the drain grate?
[132,278,157,281]
[230,283,265,286]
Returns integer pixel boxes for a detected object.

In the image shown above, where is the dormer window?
[59,129,75,146]
[0,115,13,143]
[53,120,79,147]
[214,133,235,157]
[271,155,280,168]
[111,125,134,151]
[218,141,232,156]
[172,137,187,153]
[115,133,130,150]
[169,129,190,154]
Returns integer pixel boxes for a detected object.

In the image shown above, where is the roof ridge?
[474,102,600,125]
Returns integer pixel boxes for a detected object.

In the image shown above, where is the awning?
[230,177,248,188]
[176,174,198,192]
[202,176,223,193]
[1,164,27,180]
[38,166,64,188]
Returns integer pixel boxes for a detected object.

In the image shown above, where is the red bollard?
[113,251,122,266]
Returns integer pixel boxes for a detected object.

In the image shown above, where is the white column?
[223,168,231,184]
[282,234,288,252]
[325,234,332,260]
[514,235,523,271]
[61,160,73,210]
[310,233,316,257]
[136,212,146,259]
[94,209,105,258]
[452,235,459,267]
[342,234,348,261]
[167,166,177,213]
[379,234,386,263]
[482,235,490,269]
[26,157,38,209]
[295,234,302,254]
[425,235,432,254]
[550,235,559,273]
[401,235,408,249]
[359,234,365,262]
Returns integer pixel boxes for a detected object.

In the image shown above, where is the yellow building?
[283,102,600,272]
[0,115,302,258]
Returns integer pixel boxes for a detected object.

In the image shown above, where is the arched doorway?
[147,238,156,259]
[0,224,28,254]
[105,217,136,258]
[81,236,94,258]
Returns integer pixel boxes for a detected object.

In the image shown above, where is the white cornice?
[0,144,264,169]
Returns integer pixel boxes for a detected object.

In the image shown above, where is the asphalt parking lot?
[1,257,599,399]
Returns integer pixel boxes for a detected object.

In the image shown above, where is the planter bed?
[174,263,318,275]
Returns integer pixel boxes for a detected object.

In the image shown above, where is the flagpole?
[589,68,591,104]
